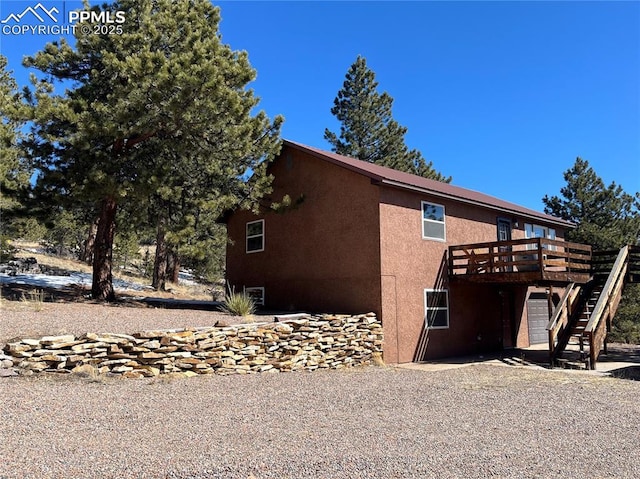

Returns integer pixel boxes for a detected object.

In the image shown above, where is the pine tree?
[324,56,450,182]
[26,0,282,300]
[543,158,639,250]
[0,55,30,216]
[544,158,640,345]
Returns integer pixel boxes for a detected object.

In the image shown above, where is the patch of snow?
[0,272,152,292]
[178,270,199,286]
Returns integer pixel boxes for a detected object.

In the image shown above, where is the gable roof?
[283,139,574,228]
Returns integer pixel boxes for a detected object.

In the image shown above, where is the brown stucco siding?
[226,142,571,364]
[225,146,382,316]
[377,186,559,363]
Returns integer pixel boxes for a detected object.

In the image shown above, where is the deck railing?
[449,238,592,279]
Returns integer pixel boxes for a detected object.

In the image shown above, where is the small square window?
[246,219,264,253]
[244,287,265,306]
[422,201,446,241]
[425,289,449,329]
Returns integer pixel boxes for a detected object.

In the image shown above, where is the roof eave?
[283,140,575,229]
[283,140,387,182]
[378,178,575,229]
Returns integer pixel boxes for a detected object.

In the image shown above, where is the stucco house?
[224,140,606,364]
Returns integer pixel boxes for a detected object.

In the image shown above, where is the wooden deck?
[449,238,592,285]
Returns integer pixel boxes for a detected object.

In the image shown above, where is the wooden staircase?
[547,245,640,370]
[567,285,603,365]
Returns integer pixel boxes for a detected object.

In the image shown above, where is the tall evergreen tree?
[544,158,640,346]
[543,157,639,250]
[26,0,282,300]
[324,56,450,182]
[0,55,30,216]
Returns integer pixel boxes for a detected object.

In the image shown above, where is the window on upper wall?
[425,289,449,329]
[525,223,556,250]
[422,201,446,241]
[246,219,264,253]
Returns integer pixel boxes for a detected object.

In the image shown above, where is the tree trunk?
[152,216,167,291]
[80,217,99,265]
[91,197,117,301]
[167,249,180,284]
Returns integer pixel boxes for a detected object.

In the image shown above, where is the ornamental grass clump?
[222,286,256,317]
[20,289,46,312]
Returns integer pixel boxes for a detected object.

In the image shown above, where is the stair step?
[501,357,534,367]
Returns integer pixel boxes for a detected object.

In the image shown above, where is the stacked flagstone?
[2,313,383,378]
[0,352,17,377]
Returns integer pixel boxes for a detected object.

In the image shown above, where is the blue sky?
[1,0,639,213]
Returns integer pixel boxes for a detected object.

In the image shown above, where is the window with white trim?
[246,219,264,253]
[425,289,449,329]
[244,287,265,306]
[525,223,556,250]
[422,201,446,241]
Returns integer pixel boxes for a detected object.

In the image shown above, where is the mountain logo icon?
[1,3,59,24]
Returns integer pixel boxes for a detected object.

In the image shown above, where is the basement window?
[246,219,264,253]
[424,289,449,329]
[422,201,446,241]
[244,287,265,306]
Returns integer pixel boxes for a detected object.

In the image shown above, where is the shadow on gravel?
[138,297,223,311]
[0,283,89,302]
[609,366,640,381]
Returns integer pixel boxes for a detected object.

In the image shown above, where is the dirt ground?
[0,283,271,344]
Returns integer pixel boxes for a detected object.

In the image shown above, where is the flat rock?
[41,335,76,345]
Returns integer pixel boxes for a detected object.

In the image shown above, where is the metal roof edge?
[379,179,574,228]
[282,140,575,229]
[282,139,387,182]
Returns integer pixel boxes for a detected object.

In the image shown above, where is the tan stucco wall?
[378,186,565,363]
[226,146,382,316]
[226,145,568,364]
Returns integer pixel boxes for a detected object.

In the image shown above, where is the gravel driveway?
[1,302,639,478]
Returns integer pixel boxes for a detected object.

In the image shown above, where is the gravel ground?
[1,302,640,479]
[0,301,254,343]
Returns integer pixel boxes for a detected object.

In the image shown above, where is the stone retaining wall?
[1,313,383,378]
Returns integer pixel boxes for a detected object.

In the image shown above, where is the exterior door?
[527,293,549,345]
[497,218,512,272]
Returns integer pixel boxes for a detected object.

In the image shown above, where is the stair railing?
[584,245,629,369]
[547,282,579,365]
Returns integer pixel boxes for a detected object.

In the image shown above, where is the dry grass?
[20,289,46,312]
[138,281,213,301]
[14,248,93,274]
[10,241,213,301]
